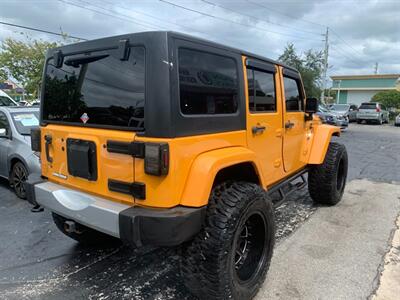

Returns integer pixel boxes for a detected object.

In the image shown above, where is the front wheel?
[181,182,275,300]
[308,142,348,205]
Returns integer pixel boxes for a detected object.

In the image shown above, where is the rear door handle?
[285,121,294,129]
[44,135,53,163]
[252,125,266,134]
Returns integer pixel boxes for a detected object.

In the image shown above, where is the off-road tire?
[181,182,275,300]
[52,213,117,245]
[308,142,348,205]
[10,161,28,199]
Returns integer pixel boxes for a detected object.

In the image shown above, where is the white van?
[0,90,19,106]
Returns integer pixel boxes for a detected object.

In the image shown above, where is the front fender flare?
[180,147,264,207]
[308,124,341,164]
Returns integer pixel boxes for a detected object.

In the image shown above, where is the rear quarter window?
[178,48,239,115]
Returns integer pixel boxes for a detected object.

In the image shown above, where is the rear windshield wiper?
[64,54,109,67]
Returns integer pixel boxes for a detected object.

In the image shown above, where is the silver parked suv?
[357,102,389,125]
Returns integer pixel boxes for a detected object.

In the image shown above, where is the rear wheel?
[10,162,28,199]
[52,213,118,245]
[181,182,275,300]
[357,119,362,124]
[378,117,383,125]
[308,142,348,205]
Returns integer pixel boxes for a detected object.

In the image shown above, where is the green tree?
[278,44,324,98]
[371,90,400,109]
[0,38,58,97]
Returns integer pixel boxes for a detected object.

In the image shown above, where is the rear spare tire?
[308,142,348,205]
[181,182,275,300]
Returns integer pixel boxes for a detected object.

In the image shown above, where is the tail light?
[376,107,381,112]
[31,128,41,152]
[144,143,169,176]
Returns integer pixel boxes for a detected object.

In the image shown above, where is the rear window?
[359,103,377,109]
[42,46,145,130]
[11,111,40,135]
[178,48,238,115]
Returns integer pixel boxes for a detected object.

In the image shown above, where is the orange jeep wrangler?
[26,31,348,299]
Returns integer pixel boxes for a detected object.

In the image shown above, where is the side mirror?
[305,98,318,113]
[0,128,7,138]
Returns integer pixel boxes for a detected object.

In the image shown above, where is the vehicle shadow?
[0,178,315,300]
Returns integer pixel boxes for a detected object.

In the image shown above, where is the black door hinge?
[107,140,145,158]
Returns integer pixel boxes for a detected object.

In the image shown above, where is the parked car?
[357,102,389,124]
[0,107,41,198]
[395,114,400,127]
[316,104,349,129]
[0,90,19,106]
[330,103,358,122]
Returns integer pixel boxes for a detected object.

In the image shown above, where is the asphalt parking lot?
[0,123,399,300]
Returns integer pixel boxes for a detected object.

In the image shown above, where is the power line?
[159,0,323,41]
[58,0,161,31]
[330,29,365,58]
[76,0,167,31]
[246,0,326,28]
[95,0,263,54]
[329,45,366,67]
[0,21,87,40]
[245,0,369,66]
[200,0,322,36]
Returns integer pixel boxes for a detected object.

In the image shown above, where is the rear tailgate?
[41,124,136,205]
[358,104,378,118]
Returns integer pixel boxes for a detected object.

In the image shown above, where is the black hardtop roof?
[48,31,298,72]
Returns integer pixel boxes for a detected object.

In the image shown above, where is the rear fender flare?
[180,147,264,207]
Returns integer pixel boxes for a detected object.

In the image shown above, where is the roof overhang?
[331,87,397,91]
[330,74,400,80]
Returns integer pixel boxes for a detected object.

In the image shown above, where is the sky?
[1,0,400,83]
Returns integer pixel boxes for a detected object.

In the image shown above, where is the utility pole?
[374,62,379,74]
[320,27,329,104]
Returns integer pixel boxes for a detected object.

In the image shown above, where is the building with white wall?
[330,74,400,106]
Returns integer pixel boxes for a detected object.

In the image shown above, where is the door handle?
[285,121,294,129]
[44,135,53,163]
[252,125,266,134]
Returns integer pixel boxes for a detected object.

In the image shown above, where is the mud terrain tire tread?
[181,182,275,300]
[308,142,348,205]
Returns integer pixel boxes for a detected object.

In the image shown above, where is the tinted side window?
[247,68,276,112]
[283,77,303,112]
[179,48,238,115]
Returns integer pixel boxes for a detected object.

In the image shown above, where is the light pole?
[336,80,342,104]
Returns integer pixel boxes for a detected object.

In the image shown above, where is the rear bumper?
[25,175,205,247]
[357,113,380,120]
